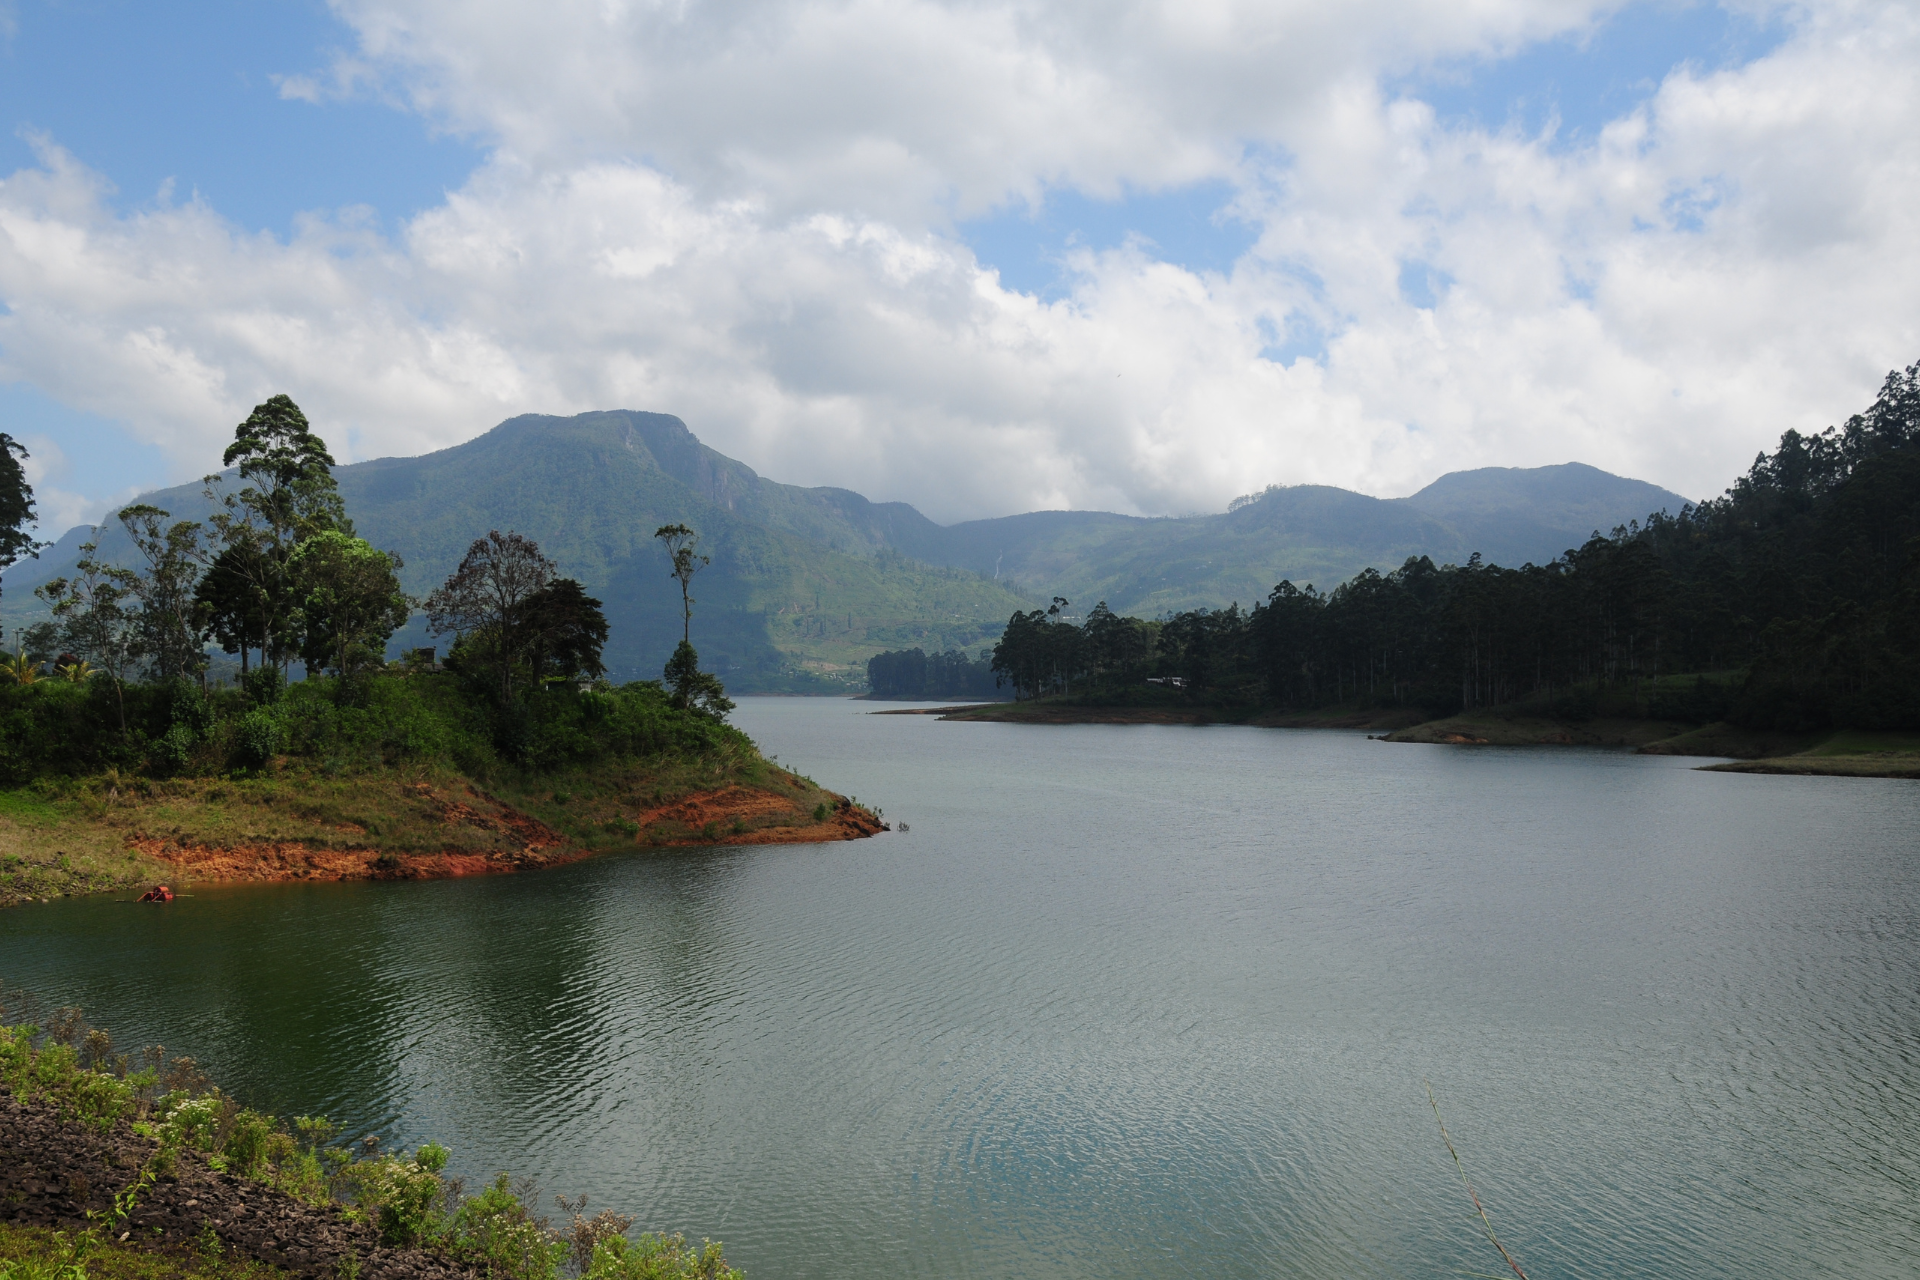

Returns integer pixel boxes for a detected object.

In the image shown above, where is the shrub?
[348,1143,453,1248]
[244,667,285,707]
[151,722,199,775]
[450,1175,565,1280]
[585,1234,743,1280]
[0,1015,733,1279]
[230,709,283,769]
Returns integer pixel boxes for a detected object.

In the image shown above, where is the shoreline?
[2,775,886,906]
[901,700,1920,777]
[1,1086,471,1280]
[0,1013,744,1280]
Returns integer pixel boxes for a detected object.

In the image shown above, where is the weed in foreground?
[1426,1081,1530,1280]
[0,1224,283,1280]
[0,997,745,1280]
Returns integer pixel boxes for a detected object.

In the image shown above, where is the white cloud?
[0,0,1916,524]
[326,0,1614,220]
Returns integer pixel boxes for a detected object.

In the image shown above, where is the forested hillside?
[8,413,1029,691]
[917,462,1691,616]
[983,361,1920,731]
[6,410,1694,690]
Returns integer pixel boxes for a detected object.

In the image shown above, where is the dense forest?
[865,646,1002,699]
[980,360,1920,731]
[0,396,739,783]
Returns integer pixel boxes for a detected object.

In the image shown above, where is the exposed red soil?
[133,781,884,888]
[128,838,588,883]
[631,786,882,844]
[0,1087,477,1280]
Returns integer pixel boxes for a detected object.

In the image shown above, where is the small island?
[0,398,882,907]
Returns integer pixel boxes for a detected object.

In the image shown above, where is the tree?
[663,640,734,720]
[35,533,138,730]
[196,543,273,675]
[654,524,708,644]
[204,395,348,673]
[424,530,556,700]
[289,531,412,682]
[522,578,610,683]
[0,433,45,598]
[117,504,210,684]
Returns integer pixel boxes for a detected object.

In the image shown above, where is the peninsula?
[0,397,882,907]
[874,359,1920,781]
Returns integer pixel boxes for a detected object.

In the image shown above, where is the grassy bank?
[0,1005,742,1280]
[0,673,883,907]
[916,682,1920,778]
[0,1222,283,1280]
[1692,729,1920,778]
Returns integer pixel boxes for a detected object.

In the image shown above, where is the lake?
[5,699,1919,1277]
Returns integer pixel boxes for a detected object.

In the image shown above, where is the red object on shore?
[138,885,174,903]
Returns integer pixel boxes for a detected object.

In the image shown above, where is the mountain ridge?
[7,411,1693,686]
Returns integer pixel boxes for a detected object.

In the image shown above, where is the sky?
[0,0,1915,534]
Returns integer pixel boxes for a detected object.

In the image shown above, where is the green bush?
[585,1234,743,1280]
[243,667,284,707]
[152,723,199,775]
[451,1175,566,1280]
[229,710,282,769]
[0,1018,740,1278]
[0,666,756,786]
[347,1143,453,1248]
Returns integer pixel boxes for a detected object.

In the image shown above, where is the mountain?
[5,412,1031,691]
[902,463,1694,616]
[5,410,1694,684]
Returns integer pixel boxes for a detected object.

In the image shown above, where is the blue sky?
[0,1,479,236]
[0,0,1906,529]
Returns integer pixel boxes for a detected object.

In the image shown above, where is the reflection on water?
[6,700,1920,1277]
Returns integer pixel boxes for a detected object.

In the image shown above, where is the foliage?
[987,358,1920,730]
[34,536,139,731]
[0,1010,738,1280]
[653,525,708,647]
[344,1145,454,1249]
[661,642,733,721]
[0,433,44,589]
[230,708,283,770]
[0,1222,283,1280]
[583,1235,743,1280]
[0,643,44,687]
[288,532,412,681]
[425,531,557,701]
[523,579,610,683]
[865,646,1000,699]
[449,1176,566,1280]
[0,661,750,785]
[203,394,351,673]
[117,506,210,684]
[195,545,272,674]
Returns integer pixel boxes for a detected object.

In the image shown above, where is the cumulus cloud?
[1,0,1917,524]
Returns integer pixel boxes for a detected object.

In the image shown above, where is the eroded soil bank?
[0,1088,473,1280]
[3,771,887,904]
[130,783,886,887]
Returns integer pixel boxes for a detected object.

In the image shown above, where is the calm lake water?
[6,699,1920,1277]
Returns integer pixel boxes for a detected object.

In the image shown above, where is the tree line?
[984,359,1920,731]
[0,395,736,776]
[865,646,1000,699]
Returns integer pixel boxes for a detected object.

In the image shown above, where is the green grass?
[0,670,858,903]
[0,1020,743,1280]
[0,1224,284,1280]
[1800,729,1920,756]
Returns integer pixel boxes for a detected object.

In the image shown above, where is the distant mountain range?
[6,411,1693,691]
